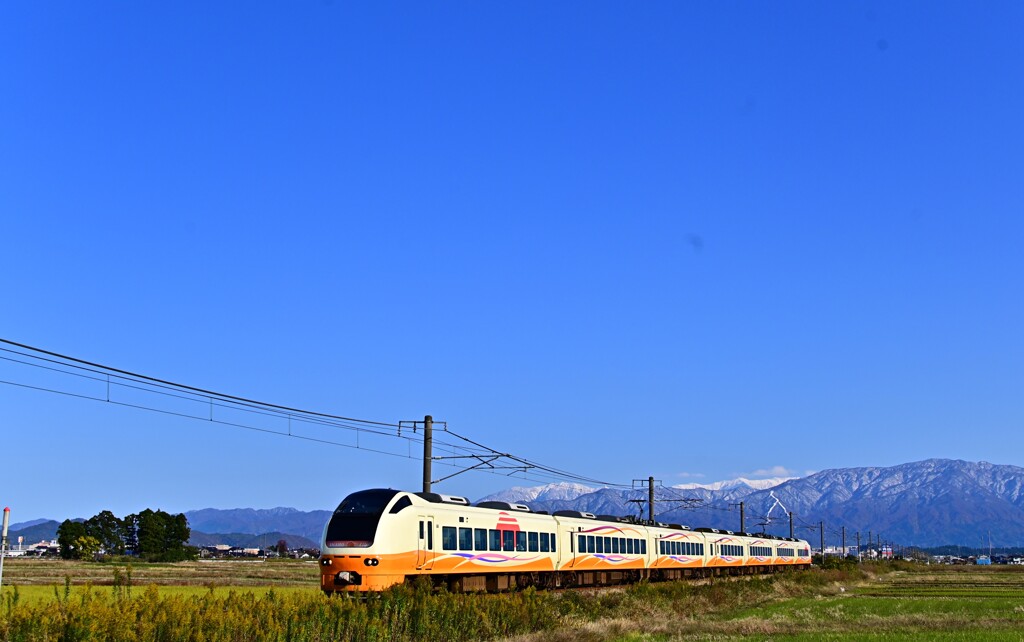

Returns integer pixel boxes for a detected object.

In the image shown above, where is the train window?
[640,540,646,554]
[459,528,473,551]
[442,527,457,551]
[419,521,423,539]
[596,537,604,554]
[475,529,487,551]
[528,532,539,552]
[516,531,527,552]
[578,535,585,553]
[586,535,595,553]
[540,533,550,552]
[658,541,664,555]
[619,538,626,554]
[627,539,634,555]
[325,489,399,547]
[489,529,501,551]
[610,538,618,554]
[503,530,515,552]
[389,496,413,514]
[550,534,556,552]
[428,522,433,549]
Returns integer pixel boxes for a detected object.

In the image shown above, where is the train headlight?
[363,558,380,567]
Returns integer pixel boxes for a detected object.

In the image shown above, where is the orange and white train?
[319,488,812,593]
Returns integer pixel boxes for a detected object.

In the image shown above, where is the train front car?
[319,488,415,593]
[320,489,562,593]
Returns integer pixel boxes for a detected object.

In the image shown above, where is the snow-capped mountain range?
[673,477,794,492]
[13,460,1024,548]
[478,460,1024,547]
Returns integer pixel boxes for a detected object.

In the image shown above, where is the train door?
[416,516,434,570]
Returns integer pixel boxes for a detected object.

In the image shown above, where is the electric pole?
[648,476,655,523]
[819,521,825,559]
[857,531,861,562]
[842,526,846,558]
[740,502,745,533]
[422,415,433,493]
[789,512,794,539]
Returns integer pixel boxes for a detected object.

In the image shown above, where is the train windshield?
[324,489,400,548]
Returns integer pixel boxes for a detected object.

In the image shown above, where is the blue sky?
[2,2,1022,522]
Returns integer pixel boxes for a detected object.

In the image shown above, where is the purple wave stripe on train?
[452,552,542,564]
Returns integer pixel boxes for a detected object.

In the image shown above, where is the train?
[319,488,812,593]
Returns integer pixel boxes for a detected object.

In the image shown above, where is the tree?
[135,509,193,561]
[57,520,87,560]
[276,539,288,555]
[73,535,102,559]
[85,510,125,555]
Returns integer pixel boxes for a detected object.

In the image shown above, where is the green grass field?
[3,560,1024,640]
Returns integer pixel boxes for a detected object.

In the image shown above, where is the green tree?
[276,539,288,555]
[135,509,165,558]
[85,510,125,555]
[135,509,193,561]
[56,520,87,559]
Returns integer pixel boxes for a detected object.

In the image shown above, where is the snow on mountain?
[673,477,794,492]
[477,460,1024,546]
[477,482,597,504]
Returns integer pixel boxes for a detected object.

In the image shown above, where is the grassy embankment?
[3,559,1024,641]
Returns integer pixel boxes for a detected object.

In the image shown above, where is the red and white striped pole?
[0,507,9,592]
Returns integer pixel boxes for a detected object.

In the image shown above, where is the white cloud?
[675,471,706,479]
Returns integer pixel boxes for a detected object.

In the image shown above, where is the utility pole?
[856,531,861,562]
[740,502,745,533]
[0,507,9,592]
[422,415,433,494]
[819,521,825,559]
[842,526,846,558]
[867,530,871,558]
[789,512,794,539]
[648,476,655,524]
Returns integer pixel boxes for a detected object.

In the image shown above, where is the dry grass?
[0,557,319,588]
[5,560,1020,641]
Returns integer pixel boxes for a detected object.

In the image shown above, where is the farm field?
[2,561,1024,640]
[0,557,320,590]
[524,564,1024,642]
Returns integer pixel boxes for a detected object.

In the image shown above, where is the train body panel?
[320,488,813,593]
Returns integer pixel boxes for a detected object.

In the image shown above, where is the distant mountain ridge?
[183,507,331,543]
[482,460,1024,547]
[673,477,794,492]
[11,460,1024,548]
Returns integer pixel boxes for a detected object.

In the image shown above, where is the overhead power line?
[0,338,626,490]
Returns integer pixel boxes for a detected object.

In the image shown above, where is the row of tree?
[57,509,194,561]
